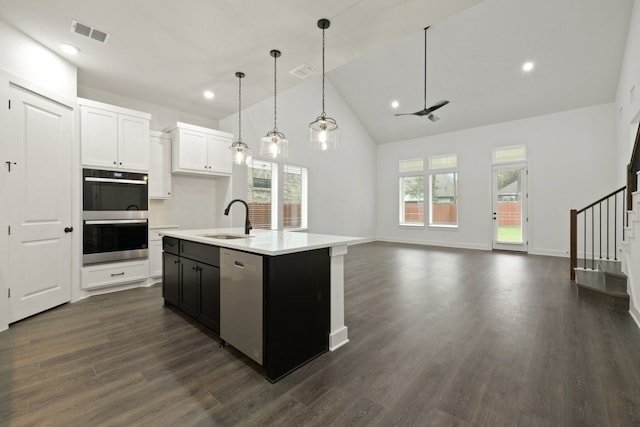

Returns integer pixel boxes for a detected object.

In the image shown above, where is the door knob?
[64,226,73,233]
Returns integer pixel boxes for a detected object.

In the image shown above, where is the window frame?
[283,164,308,231]
[247,159,278,230]
[398,158,425,227]
[428,154,458,229]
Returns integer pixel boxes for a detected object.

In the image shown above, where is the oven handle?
[84,219,148,225]
[85,177,148,185]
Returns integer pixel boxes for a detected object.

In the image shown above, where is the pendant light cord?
[273,52,278,131]
[238,74,242,141]
[424,27,428,110]
[321,25,326,117]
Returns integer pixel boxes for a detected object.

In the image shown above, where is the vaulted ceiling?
[0,0,633,144]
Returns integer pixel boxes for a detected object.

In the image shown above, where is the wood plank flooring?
[3,241,640,426]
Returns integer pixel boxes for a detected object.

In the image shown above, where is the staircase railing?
[628,123,640,208]
[570,186,627,280]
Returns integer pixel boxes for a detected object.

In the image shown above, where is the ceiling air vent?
[289,64,316,79]
[71,20,111,44]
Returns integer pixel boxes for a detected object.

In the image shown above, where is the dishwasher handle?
[234,261,245,268]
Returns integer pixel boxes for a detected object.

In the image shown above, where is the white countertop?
[161,228,362,256]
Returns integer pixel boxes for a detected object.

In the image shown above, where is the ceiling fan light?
[309,116,339,150]
[427,113,440,122]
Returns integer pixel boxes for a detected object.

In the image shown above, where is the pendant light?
[260,49,289,159]
[309,18,339,151]
[229,71,252,165]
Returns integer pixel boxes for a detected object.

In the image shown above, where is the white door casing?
[8,84,72,322]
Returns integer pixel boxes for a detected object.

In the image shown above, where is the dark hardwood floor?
[2,241,640,426]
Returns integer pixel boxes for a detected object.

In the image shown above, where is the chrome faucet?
[224,199,253,235]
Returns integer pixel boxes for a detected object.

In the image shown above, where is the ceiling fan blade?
[425,100,450,114]
[394,111,423,116]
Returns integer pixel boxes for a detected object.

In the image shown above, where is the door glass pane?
[496,168,523,243]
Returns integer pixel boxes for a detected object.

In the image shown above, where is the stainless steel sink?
[201,234,252,240]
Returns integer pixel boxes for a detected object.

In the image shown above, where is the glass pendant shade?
[309,115,338,151]
[228,71,251,165]
[230,140,251,165]
[261,49,288,159]
[309,18,339,151]
[260,131,289,159]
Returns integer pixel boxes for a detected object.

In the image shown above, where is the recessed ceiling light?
[60,44,79,55]
[203,90,215,99]
[391,100,399,109]
[522,61,534,72]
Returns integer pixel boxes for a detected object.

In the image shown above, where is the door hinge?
[8,99,10,110]
[7,225,10,235]
[7,288,10,298]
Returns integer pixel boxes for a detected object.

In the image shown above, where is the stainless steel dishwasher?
[220,248,263,365]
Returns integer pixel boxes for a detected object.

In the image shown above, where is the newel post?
[570,209,577,280]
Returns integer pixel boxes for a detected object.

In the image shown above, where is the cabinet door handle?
[174,260,180,264]
[64,226,73,233]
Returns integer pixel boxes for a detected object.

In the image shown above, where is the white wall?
[0,20,78,332]
[0,20,76,101]
[149,176,232,229]
[377,103,618,256]
[616,0,640,181]
[219,76,378,238]
[616,0,640,324]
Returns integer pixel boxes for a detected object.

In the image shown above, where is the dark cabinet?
[198,263,220,334]
[180,258,200,318]
[162,252,180,307]
[162,238,220,335]
[162,237,331,383]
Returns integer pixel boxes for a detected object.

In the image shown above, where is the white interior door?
[8,84,72,322]
[492,163,528,252]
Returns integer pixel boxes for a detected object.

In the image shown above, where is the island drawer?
[163,236,180,255]
[181,240,220,267]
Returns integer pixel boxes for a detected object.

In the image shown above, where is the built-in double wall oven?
[82,168,149,265]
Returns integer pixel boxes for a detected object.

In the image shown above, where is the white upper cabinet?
[149,130,172,199]
[79,98,151,172]
[170,122,232,176]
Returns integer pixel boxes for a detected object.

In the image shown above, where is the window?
[283,165,308,229]
[399,159,424,225]
[247,160,278,230]
[429,154,458,227]
[246,161,306,230]
[493,145,526,163]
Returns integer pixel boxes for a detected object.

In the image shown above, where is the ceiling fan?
[395,26,449,122]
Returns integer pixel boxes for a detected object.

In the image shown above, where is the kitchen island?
[161,228,361,382]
